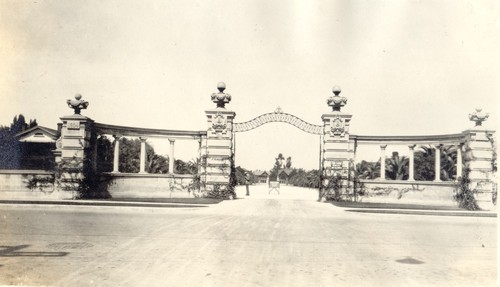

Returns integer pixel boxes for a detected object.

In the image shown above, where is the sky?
[1,0,498,171]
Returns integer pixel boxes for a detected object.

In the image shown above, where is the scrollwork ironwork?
[233,112,322,135]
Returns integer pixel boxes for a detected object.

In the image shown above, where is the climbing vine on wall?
[454,168,480,211]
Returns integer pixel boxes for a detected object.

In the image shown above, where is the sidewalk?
[0,199,213,209]
[235,185,497,218]
[330,201,497,218]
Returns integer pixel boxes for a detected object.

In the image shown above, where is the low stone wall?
[103,173,198,199]
[0,170,58,199]
[357,180,459,206]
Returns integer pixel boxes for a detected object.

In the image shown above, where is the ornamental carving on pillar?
[469,108,489,127]
[330,115,345,137]
[67,94,89,115]
[327,86,347,112]
[212,112,227,134]
[211,82,231,108]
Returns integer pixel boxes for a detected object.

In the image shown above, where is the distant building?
[253,170,269,184]
[278,168,295,185]
[15,126,58,170]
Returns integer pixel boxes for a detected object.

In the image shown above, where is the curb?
[344,208,497,218]
[0,200,209,209]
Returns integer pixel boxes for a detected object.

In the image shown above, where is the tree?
[0,126,21,169]
[275,153,284,169]
[96,136,113,173]
[234,166,253,185]
[414,146,434,181]
[174,159,197,175]
[118,138,141,173]
[306,169,321,188]
[414,145,457,181]
[10,114,27,135]
[29,119,38,129]
[0,114,40,169]
[270,153,285,180]
[148,153,168,174]
[285,156,292,169]
[385,152,409,180]
[289,168,308,187]
[440,145,458,181]
[355,160,379,179]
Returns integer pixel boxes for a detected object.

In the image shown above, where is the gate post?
[53,94,96,199]
[321,86,356,200]
[463,109,496,209]
[204,83,236,196]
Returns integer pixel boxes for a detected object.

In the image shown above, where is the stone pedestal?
[53,114,95,198]
[321,111,355,194]
[463,128,496,209]
[320,86,355,200]
[204,108,236,193]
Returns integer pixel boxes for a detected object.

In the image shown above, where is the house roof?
[15,126,58,143]
[253,170,269,176]
[278,169,295,176]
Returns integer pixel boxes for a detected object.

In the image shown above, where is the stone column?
[408,144,415,181]
[197,137,203,175]
[112,135,121,173]
[456,144,463,180]
[199,135,207,179]
[434,144,442,182]
[380,145,387,180]
[139,137,147,173]
[168,138,175,174]
[204,82,236,194]
[321,86,354,200]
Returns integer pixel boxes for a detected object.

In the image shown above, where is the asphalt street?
[0,186,496,286]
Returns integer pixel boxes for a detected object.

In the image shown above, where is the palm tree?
[355,160,379,179]
[414,145,458,181]
[440,145,458,181]
[146,152,167,173]
[385,152,409,180]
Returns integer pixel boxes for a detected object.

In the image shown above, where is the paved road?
[0,186,496,286]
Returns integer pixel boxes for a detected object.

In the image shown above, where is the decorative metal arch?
[233,108,323,135]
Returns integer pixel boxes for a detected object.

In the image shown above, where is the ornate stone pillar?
[408,144,415,181]
[112,135,121,173]
[54,94,93,198]
[168,138,175,174]
[433,144,442,182]
[379,145,387,180]
[139,137,147,173]
[321,86,355,199]
[204,82,236,194]
[464,109,496,209]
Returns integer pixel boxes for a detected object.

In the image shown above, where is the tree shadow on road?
[0,245,68,257]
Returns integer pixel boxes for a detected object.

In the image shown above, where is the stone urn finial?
[469,108,489,127]
[67,94,89,115]
[211,82,231,108]
[327,85,347,112]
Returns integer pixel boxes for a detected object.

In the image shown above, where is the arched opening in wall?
[233,122,321,200]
